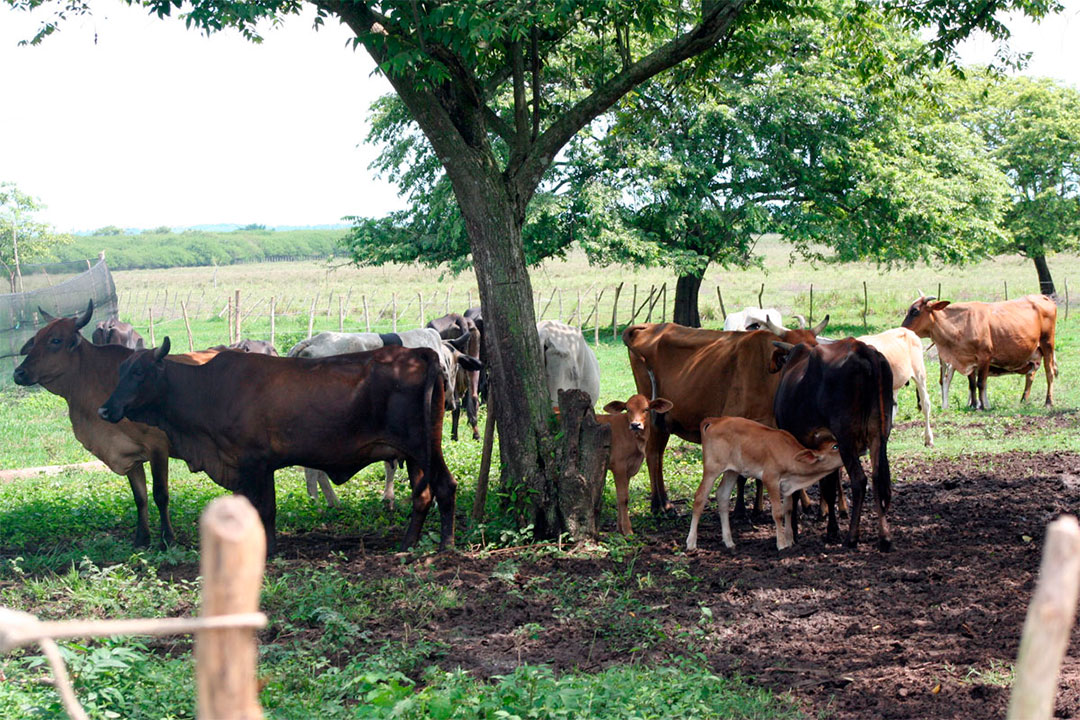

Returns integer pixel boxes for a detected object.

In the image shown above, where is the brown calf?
[686,417,842,552]
[596,394,673,534]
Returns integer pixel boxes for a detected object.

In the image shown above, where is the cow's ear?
[603,400,627,414]
[649,398,674,414]
[769,344,792,373]
[930,301,950,312]
[457,354,483,371]
[68,330,82,352]
[19,337,34,355]
[153,337,171,362]
[794,449,820,464]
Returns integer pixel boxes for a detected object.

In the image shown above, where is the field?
[1,246,1079,719]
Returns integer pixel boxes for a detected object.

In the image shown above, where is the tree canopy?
[0,181,71,292]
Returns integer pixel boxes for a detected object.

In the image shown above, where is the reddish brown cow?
[99,339,455,555]
[596,394,673,535]
[92,317,145,350]
[13,301,218,547]
[622,319,827,516]
[901,294,1057,410]
[686,418,842,552]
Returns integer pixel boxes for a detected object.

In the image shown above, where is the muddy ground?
[273,450,1080,720]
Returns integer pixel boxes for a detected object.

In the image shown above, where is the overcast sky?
[1,2,1078,233]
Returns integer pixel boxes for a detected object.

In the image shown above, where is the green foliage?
[0,181,72,288]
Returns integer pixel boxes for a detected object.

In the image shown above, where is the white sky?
[1,1,1078,233]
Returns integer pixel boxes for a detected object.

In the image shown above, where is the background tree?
[949,72,1080,296]
[9,0,1060,539]
[0,182,71,293]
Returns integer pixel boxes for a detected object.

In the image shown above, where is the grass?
[1,245,1079,718]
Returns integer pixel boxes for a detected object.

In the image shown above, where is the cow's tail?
[421,347,443,476]
[871,350,893,510]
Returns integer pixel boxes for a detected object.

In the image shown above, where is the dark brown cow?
[98,338,455,555]
[463,307,488,403]
[771,339,894,551]
[427,313,481,440]
[622,318,827,516]
[91,317,145,349]
[210,339,279,356]
[13,301,216,547]
[901,294,1057,410]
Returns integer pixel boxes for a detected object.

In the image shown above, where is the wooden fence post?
[234,290,241,342]
[467,289,472,309]
[227,296,234,344]
[339,296,344,333]
[418,291,425,327]
[611,281,623,340]
[472,399,496,523]
[1065,279,1070,321]
[182,301,194,353]
[661,283,667,322]
[716,286,727,321]
[937,282,942,300]
[1007,515,1080,720]
[1004,280,1009,301]
[392,293,398,332]
[809,283,814,326]
[558,288,563,322]
[445,287,451,315]
[862,281,869,333]
[307,296,317,339]
[195,495,266,720]
[269,297,276,349]
[757,282,764,310]
[363,295,370,332]
[148,309,156,348]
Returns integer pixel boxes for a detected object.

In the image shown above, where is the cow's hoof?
[877,538,894,553]
[843,537,859,549]
[134,531,151,549]
[161,532,176,548]
[824,531,841,546]
[838,509,849,520]
[751,509,767,524]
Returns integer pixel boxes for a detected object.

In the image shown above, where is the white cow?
[857,327,934,447]
[536,320,601,408]
[722,307,783,332]
[288,329,480,507]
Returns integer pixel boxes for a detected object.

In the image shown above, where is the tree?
[9,0,1060,539]
[949,72,1080,296]
[0,182,71,293]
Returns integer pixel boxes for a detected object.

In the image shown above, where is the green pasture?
[1,248,1078,719]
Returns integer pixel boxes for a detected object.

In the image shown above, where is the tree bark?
[554,389,611,540]
[673,271,705,327]
[1033,254,1056,297]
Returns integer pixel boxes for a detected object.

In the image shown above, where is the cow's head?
[99,337,172,423]
[540,326,584,406]
[901,295,950,337]
[602,394,673,438]
[438,341,483,409]
[794,429,843,471]
[13,300,94,387]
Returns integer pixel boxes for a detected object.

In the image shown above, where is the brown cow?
[901,294,1057,409]
[99,339,455,556]
[686,418,842,551]
[622,318,827,517]
[91,317,145,350]
[13,301,218,547]
[596,394,673,535]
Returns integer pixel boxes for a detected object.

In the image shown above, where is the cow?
[595,394,673,535]
[622,317,828,517]
[686,418,843,551]
[12,300,216,548]
[463,307,487,402]
[771,338,895,551]
[287,329,480,508]
[537,320,601,408]
[98,338,456,556]
[722,307,783,332]
[210,339,279,356]
[900,294,1057,410]
[857,327,933,447]
[91,317,145,349]
[427,313,481,440]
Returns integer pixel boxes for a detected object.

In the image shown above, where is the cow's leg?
[1021,365,1036,403]
[239,472,277,557]
[753,478,764,520]
[914,371,933,447]
[430,455,457,550]
[841,449,870,549]
[869,435,893,552]
[126,464,152,548]
[149,448,175,547]
[940,362,954,410]
[763,474,791,551]
[305,468,339,508]
[1043,341,1056,406]
[966,371,979,409]
[466,391,480,440]
[788,493,798,545]
[715,470,740,550]
[614,470,633,535]
[450,403,461,442]
[977,364,991,411]
[797,488,813,515]
[836,472,849,518]
[382,460,397,508]
[645,426,673,514]
[687,464,720,550]
[819,469,841,545]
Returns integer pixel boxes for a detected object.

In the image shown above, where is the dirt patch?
[276,450,1080,719]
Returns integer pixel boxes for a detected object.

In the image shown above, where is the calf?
[686,418,842,551]
[857,327,933,447]
[596,394,673,535]
[537,320,601,408]
[99,339,456,555]
[91,316,145,350]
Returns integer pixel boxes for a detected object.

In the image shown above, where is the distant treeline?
[56,228,346,270]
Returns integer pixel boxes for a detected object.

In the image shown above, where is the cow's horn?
[772,341,795,351]
[38,307,57,323]
[811,314,829,336]
[153,336,171,361]
[74,300,94,330]
[763,317,787,335]
[792,314,807,329]
[923,295,937,302]
[918,289,925,299]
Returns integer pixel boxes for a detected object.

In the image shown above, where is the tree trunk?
[673,271,704,327]
[554,389,611,540]
[1033,254,1056,297]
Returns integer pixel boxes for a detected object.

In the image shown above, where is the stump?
[553,389,611,540]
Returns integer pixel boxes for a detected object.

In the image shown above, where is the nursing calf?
[686,417,842,552]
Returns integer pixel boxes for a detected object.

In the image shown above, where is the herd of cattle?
[12,290,1059,556]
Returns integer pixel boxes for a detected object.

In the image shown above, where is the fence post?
[1007,515,1080,720]
[1065,279,1070,321]
[467,289,472,309]
[558,289,564,323]
[363,295,370,332]
[269,297,276,349]
[809,283,813,326]
[182,302,194,352]
[338,296,344,333]
[611,282,623,340]
[418,291,425,327]
[195,495,266,720]
[392,293,398,333]
[148,308,156,348]
[445,287,451,315]
[716,285,727,321]
[307,296,317,339]
[862,281,869,333]
[1004,280,1009,301]
[234,290,241,342]
[473,397,496,523]
[757,282,764,310]
[227,296,234,344]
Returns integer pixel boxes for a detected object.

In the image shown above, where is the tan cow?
[686,417,842,552]
[596,394,673,535]
[857,327,933,447]
[901,294,1057,409]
